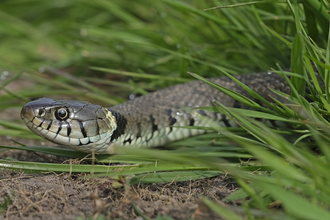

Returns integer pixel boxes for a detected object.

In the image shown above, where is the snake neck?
[107,109,128,142]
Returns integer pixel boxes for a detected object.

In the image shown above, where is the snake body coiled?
[21,72,290,154]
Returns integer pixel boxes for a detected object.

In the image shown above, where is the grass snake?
[21,72,292,154]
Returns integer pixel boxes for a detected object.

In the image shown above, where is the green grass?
[0,0,330,219]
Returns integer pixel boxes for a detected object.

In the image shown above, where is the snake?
[21,72,292,154]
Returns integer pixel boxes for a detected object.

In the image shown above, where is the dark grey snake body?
[21,72,291,154]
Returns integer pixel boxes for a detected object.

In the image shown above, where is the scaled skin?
[21,72,292,153]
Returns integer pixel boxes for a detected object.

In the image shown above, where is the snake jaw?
[21,98,118,154]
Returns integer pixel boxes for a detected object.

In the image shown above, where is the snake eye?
[55,108,69,120]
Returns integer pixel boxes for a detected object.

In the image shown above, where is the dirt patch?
[0,163,237,220]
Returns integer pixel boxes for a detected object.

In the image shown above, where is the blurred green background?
[0,0,296,72]
[1,0,319,110]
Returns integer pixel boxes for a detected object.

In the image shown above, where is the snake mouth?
[21,98,117,153]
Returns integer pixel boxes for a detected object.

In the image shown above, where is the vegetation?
[0,0,329,219]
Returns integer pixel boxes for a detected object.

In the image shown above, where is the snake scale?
[21,72,292,154]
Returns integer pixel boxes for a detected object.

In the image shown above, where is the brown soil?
[0,143,238,220]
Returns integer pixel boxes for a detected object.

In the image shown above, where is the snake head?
[21,98,117,153]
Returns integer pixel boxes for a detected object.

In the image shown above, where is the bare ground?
[0,143,238,220]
